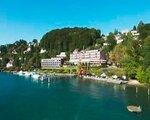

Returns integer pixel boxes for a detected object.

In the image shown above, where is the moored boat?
[39,74,48,81]
[24,71,32,77]
[31,73,41,80]
[127,105,142,113]
[17,71,24,76]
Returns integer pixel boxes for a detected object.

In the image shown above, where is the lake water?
[0,72,150,120]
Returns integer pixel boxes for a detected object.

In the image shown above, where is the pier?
[83,75,128,85]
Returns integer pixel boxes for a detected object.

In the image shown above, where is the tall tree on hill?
[40,27,101,57]
[142,36,150,68]
[109,44,126,66]
[104,32,117,52]
[133,25,137,30]
[138,21,150,39]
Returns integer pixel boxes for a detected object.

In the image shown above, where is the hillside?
[40,27,101,56]
[138,22,150,39]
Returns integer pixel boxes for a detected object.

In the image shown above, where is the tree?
[144,67,150,83]
[133,25,137,30]
[2,56,9,68]
[122,56,139,78]
[136,66,150,83]
[136,66,145,82]
[104,32,117,52]
[114,29,119,35]
[122,32,141,60]
[95,38,105,48]
[32,39,38,44]
[109,44,126,66]
[142,36,150,68]
[40,27,101,57]
[13,56,21,67]
[138,22,150,40]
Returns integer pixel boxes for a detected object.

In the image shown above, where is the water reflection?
[0,73,150,120]
[30,76,150,105]
[13,73,150,120]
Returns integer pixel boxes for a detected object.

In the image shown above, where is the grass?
[38,66,77,74]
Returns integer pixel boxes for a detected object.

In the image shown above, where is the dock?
[83,76,128,85]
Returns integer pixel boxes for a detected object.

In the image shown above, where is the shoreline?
[82,75,150,87]
[1,70,149,87]
[38,72,77,77]
[36,70,77,77]
[82,75,128,85]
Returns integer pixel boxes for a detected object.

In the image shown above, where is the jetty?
[14,70,77,83]
[47,73,76,77]
[83,75,128,85]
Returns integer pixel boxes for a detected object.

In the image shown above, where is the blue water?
[0,72,150,120]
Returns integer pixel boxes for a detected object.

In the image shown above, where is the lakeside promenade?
[1,69,146,86]
[83,75,128,85]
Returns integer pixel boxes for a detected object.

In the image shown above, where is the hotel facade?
[41,52,66,69]
[69,49,107,65]
[41,58,63,69]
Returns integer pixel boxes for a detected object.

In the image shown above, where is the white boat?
[17,71,24,76]
[122,75,127,80]
[127,105,142,113]
[12,71,17,75]
[31,73,41,80]
[24,71,32,77]
[40,75,48,81]
[100,73,107,78]
[112,75,118,79]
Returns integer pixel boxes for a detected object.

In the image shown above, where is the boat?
[31,73,41,80]
[12,71,18,75]
[112,75,118,79]
[24,71,32,77]
[39,74,48,81]
[100,73,107,78]
[127,105,142,113]
[17,71,24,76]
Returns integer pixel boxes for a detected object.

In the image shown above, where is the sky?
[0,0,150,45]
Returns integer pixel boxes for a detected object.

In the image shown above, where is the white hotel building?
[41,52,66,69]
[69,49,106,65]
[41,57,62,69]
